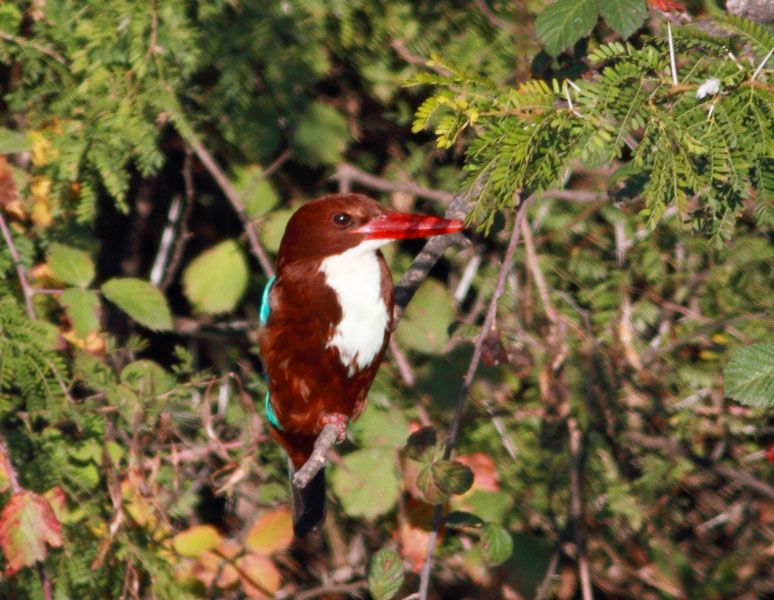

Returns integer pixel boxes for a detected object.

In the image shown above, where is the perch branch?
[0,211,35,319]
[418,198,527,600]
[188,139,275,277]
[291,424,340,489]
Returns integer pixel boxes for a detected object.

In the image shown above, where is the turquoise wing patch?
[259,275,275,326]
[259,275,281,430]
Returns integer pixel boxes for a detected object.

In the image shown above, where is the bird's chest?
[319,248,389,376]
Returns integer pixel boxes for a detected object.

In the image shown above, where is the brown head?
[276,193,465,270]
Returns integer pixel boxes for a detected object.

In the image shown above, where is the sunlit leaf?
[245,507,293,554]
[60,288,100,338]
[535,0,598,57]
[331,447,400,518]
[396,279,455,354]
[47,243,95,288]
[101,277,173,331]
[432,460,474,495]
[0,491,63,575]
[598,0,647,39]
[480,522,513,566]
[368,548,405,600]
[259,209,293,254]
[173,525,222,558]
[724,343,774,408]
[238,552,282,599]
[183,239,248,314]
[291,102,349,166]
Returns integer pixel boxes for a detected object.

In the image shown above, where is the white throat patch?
[319,239,390,375]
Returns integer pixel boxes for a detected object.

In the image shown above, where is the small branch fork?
[187,139,276,278]
[417,198,528,600]
[0,211,35,319]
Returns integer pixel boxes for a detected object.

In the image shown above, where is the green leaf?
[172,525,222,558]
[0,127,29,154]
[724,343,774,408]
[47,243,95,288]
[330,447,400,518]
[291,102,350,166]
[233,165,280,218]
[395,279,455,354]
[101,278,173,331]
[368,548,405,600]
[259,209,293,254]
[480,522,513,566]
[432,460,474,495]
[349,404,409,448]
[404,426,438,462]
[182,239,248,314]
[121,360,175,395]
[535,0,598,57]
[60,288,100,338]
[416,464,448,504]
[444,510,485,529]
[0,5,22,35]
[598,0,647,40]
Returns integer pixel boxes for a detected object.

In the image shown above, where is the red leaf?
[647,0,686,13]
[456,452,500,492]
[0,491,63,575]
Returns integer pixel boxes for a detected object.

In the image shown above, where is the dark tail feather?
[289,460,326,537]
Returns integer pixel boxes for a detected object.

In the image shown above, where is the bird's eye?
[333,213,352,227]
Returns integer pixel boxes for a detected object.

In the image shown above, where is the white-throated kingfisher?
[258,193,464,536]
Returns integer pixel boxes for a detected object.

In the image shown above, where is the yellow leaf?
[29,132,51,166]
[173,525,223,558]
[30,176,52,227]
[238,553,282,599]
[245,507,293,555]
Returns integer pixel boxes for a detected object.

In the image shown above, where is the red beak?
[355,211,465,240]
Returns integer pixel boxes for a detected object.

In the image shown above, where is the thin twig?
[188,140,275,277]
[391,40,452,75]
[160,146,195,290]
[751,46,773,81]
[0,211,35,319]
[291,424,340,489]
[417,199,527,600]
[534,549,561,600]
[334,163,455,204]
[37,563,53,600]
[472,0,519,33]
[522,217,593,600]
[390,338,416,387]
[0,31,67,66]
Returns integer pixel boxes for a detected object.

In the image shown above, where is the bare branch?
[291,424,340,489]
[0,211,35,319]
[333,163,455,204]
[472,0,519,33]
[418,198,527,600]
[188,139,275,277]
[160,146,195,291]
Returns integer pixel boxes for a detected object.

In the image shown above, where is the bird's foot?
[318,413,348,443]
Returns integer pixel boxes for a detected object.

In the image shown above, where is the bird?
[258,193,464,537]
